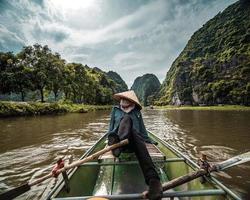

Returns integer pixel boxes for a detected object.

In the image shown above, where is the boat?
[45,132,241,200]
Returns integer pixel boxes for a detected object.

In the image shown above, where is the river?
[0,109,249,199]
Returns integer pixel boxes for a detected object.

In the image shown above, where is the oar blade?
[0,183,30,200]
[218,151,250,171]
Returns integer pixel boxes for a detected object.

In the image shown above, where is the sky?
[0,0,236,87]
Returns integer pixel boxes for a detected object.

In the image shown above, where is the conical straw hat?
[113,90,142,110]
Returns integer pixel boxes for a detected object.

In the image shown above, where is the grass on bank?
[155,105,250,111]
[0,101,112,117]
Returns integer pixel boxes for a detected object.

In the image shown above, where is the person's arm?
[108,107,115,133]
[139,113,148,136]
[139,111,158,144]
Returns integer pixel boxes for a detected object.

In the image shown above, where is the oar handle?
[162,169,208,191]
[157,151,250,194]
[142,165,218,198]
[29,139,129,186]
[1,140,128,200]
[62,139,128,171]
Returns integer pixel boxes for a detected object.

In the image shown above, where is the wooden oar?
[142,151,250,198]
[0,139,129,200]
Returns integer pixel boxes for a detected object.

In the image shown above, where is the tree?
[47,53,65,101]
[12,60,32,101]
[62,63,75,100]
[19,44,52,102]
[0,52,16,94]
[62,63,90,103]
[0,43,125,104]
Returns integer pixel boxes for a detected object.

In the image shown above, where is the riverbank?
[0,101,112,117]
[155,105,250,111]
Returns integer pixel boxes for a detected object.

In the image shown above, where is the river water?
[0,109,249,199]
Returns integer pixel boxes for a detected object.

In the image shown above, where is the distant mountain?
[131,74,161,106]
[156,0,250,106]
[106,71,128,93]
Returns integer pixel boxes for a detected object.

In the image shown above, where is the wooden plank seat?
[98,143,165,161]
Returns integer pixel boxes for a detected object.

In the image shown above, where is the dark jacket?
[108,106,152,143]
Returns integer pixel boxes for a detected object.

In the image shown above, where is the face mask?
[120,99,135,113]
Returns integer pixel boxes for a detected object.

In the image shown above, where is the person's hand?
[52,158,64,178]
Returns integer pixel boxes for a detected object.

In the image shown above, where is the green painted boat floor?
[112,164,147,194]
[92,166,113,195]
[56,165,100,197]
[93,153,171,195]
[93,153,148,195]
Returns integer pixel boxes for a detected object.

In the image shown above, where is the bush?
[0,101,111,117]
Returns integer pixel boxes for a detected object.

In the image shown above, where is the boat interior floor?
[93,143,168,196]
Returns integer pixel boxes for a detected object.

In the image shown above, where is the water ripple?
[0,110,249,199]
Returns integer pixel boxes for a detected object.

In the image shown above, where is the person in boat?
[107,90,163,200]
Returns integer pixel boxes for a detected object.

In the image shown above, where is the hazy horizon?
[0,0,237,87]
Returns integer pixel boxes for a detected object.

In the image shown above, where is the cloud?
[81,0,167,44]
[0,24,25,51]
[0,0,237,87]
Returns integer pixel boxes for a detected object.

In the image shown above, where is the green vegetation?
[156,105,250,111]
[156,1,250,106]
[131,74,161,106]
[0,101,111,117]
[0,44,127,104]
